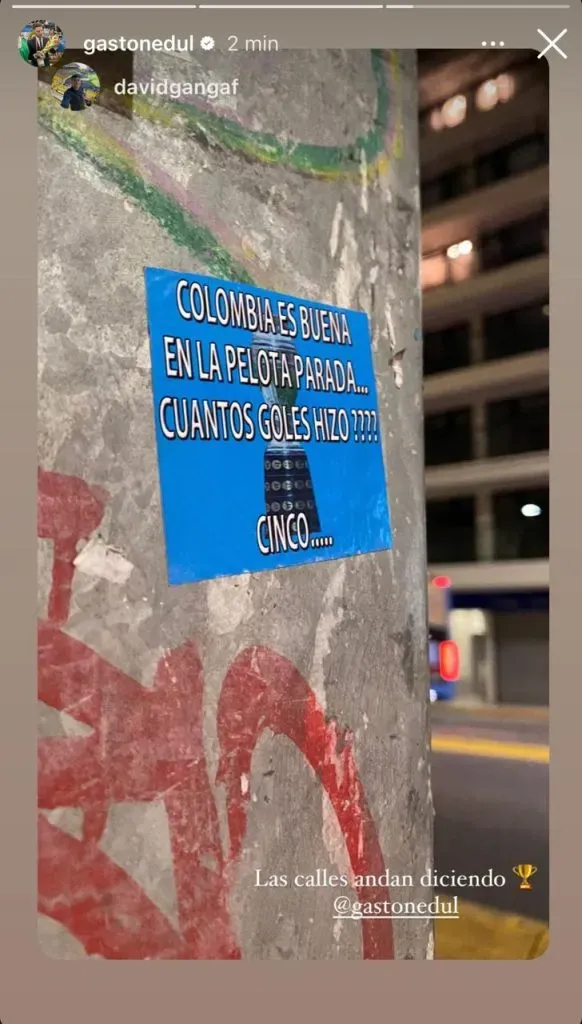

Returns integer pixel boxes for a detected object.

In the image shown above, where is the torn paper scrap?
[73,536,134,585]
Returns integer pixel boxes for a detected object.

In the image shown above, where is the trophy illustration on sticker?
[251,325,321,534]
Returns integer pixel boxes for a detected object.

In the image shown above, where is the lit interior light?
[439,641,460,683]
[542,304,549,316]
[521,503,543,518]
[432,575,452,589]
[476,78,499,112]
[496,73,515,103]
[446,239,473,260]
[429,108,443,131]
[475,73,516,113]
[441,94,467,129]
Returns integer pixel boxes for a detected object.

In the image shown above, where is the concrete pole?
[37,49,432,960]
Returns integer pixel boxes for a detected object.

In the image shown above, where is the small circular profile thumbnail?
[18,20,66,69]
[51,62,101,112]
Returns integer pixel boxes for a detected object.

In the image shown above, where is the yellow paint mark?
[431,734,549,763]
[435,897,549,959]
[433,703,548,722]
[130,98,393,184]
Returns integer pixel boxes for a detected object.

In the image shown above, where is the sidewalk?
[435,899,549,959]
[432,701,549,722]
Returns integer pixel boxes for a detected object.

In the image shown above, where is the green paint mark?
[134,50,401,179]
[39,93,255,285]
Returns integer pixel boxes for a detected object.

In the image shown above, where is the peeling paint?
[334,215,361,310]
[385,300,398,354]
[329,200,343,259]
[391,350,405,389]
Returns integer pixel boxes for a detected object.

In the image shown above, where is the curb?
[432,704,548,722]
[434,898,549,959]
[431,734,549,763]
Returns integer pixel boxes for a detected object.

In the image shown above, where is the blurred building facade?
[419,50,549,705]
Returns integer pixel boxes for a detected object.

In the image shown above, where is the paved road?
[430,706,549,923]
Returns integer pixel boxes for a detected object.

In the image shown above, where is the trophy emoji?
[251,325,320,534]
[512,864,538,890]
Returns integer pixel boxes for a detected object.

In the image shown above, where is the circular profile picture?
[51,62,101,112]
[18,20,66,69]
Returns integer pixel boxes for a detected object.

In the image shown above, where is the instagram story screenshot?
[0,0,579,1018]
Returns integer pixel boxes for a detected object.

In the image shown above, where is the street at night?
[431,704,548,956]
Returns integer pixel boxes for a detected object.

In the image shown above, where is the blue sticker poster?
[144,268,392,585]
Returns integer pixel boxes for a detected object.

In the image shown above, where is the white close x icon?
[537,28,568,60]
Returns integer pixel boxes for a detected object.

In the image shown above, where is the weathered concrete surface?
[37,49,431,960]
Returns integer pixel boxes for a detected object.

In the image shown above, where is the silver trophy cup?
[251,328,321,534]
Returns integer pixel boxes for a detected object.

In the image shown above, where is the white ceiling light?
[475,73,515,113]
[447,239,473,260]
[496,73,515,103]
[521,503,543,518]
[441,94,467,129]
[475,79,499,112]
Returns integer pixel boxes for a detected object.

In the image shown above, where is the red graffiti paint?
[38,469,394,959]
[217,648,394,959]
[38,467,108,624]
[39,625,238,959]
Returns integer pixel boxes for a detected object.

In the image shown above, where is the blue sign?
[144,268,392,585]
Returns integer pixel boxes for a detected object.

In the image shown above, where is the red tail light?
[432,575,452,589]
[439,640,459,682]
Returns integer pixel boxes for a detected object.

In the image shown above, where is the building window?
[480,210,548,272]
[421,166,467,210]
[475,133,548,188]
[493,487,549,560]
[426,497,477,563]
[424,323,471,376]
[483,301,549,361]
[425,408,473,466]
[486,391,549,458]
